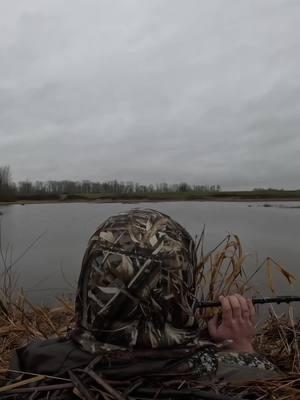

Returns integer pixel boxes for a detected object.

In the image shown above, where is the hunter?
[12,208,278,381]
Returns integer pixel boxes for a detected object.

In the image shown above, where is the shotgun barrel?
[196,295,300,308]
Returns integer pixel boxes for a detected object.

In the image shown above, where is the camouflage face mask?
[73,208,200,352]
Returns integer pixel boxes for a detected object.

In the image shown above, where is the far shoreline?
[2,196,300,206]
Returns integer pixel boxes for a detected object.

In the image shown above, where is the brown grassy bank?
[2,189,300,205]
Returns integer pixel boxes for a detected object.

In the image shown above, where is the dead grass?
[0,233,299,399]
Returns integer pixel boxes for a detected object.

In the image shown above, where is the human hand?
[207,294,256,353]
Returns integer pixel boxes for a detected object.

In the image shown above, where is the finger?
[228,294,242,319]
[247,298,256,324]
[236,294,250,321]
[207,314,218,337]
[219,295,232,322]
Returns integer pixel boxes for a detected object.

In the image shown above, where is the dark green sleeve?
[10,337,93,376]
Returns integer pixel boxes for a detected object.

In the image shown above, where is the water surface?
[0,202,299,309]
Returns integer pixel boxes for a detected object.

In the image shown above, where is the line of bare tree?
[0,166,221,196]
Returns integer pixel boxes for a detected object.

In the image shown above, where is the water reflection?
[0,202,299,310]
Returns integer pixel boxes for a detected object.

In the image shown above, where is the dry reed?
[0,233,299,399]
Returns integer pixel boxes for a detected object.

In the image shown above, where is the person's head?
[73,208,199,351]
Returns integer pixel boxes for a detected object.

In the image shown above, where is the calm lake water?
[0,201,299,311]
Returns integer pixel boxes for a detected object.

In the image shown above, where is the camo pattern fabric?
[168,350,276,379]
[217,352,276,370]
[174,347,218,376]
[74,208,201,350]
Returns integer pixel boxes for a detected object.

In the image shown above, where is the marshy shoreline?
[2,196,300,206]
[1,296,300,399]
[1,235,300,398]
[1,188,300,206]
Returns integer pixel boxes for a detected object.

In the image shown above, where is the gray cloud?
[0,0,300,189]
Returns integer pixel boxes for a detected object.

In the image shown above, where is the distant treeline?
[2,165,300,203]
[0,165,221,198]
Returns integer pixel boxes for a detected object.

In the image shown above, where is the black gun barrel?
[196,295,300,308]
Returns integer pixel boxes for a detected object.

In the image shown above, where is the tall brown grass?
[0,233,299,399]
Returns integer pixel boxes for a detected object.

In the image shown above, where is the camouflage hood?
[73,208,200,352]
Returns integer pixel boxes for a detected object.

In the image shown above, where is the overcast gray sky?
[0,0,300,189]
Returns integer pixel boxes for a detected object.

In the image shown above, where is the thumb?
[207,314,218,338]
